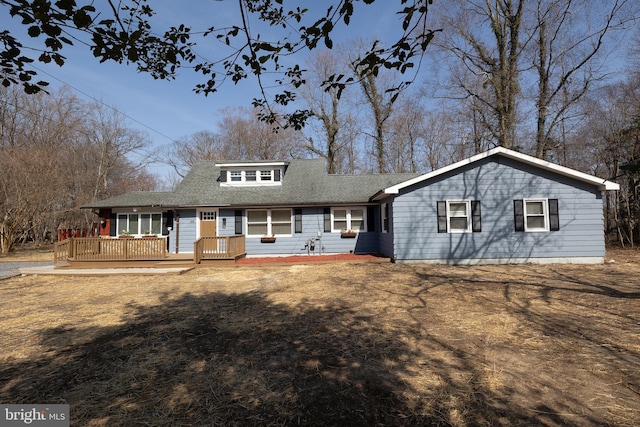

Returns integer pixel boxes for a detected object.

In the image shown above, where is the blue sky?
[8,1,634,181]
[5,1,405,179]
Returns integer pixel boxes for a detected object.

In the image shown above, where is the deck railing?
[54,237,167,264]
[194,236,246,263]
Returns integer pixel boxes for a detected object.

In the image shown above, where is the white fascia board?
[495,148,620,191]
[375,147,619,200]
[215,161,287,168]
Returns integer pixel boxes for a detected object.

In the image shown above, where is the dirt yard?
[0,248,639,426]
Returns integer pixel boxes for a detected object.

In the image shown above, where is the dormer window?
[218,162,286,187]
[260,170,272,181]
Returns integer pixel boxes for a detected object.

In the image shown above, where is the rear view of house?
[84,147,619,264]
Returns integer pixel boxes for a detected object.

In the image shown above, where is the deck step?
[155,261,195,268]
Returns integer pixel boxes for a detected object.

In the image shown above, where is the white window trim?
[447,200,472,233]
[524,198,550,232]
[331,207,367,233]
[246,208,292,237]
[221,168,283,186]
[381,203,389,233]
[116,212,163,236]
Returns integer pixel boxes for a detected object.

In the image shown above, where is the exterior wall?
[98,208,112,236]
[244,207,379,256]
[173,209,197,253]
[219,206,380,256]
[392,157,606,263]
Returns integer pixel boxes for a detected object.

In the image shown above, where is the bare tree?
[436,0,526,149]
[575,80,640,246]
[299,49,352,174]
[529,0,635,160]
[386,94,427,173]
[0,87,156,252]
[2,1,437,130]
[163,131,227,178]
[217,107,307,160]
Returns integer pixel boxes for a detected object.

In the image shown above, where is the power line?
[28,63,179,144]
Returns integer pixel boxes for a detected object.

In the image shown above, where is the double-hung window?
[332,208,365,232]
[514,199,559,232]
[117,213,162,236]
[260,170,273,181]
[437,200,481,233]
[247,209,292,236]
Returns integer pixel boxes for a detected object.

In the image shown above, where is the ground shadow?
[0,286,566,426]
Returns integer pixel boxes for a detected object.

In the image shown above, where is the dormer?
[217,161,287,187]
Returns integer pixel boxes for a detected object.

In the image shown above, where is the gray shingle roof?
[84,159,419,209]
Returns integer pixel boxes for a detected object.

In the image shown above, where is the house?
[84,147,619,264]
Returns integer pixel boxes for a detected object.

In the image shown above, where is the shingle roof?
[84,159,419,209]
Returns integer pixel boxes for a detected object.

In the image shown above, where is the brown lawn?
[0,248,639,426]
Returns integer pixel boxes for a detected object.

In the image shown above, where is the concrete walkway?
[15,264,193,277]
[0,262,52,280]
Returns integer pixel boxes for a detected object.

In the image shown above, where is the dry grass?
[1,248,639,426]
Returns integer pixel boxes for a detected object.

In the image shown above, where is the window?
[260,170,272,181]
[247,209,292,236]
[220,168,283,185]
[200,211,216,221]
[514,199,559,232]
[437,201,481,233]
[332,208,366,232]
[117,213,162,235]
[381,203,389,232]
[448,201,470,232]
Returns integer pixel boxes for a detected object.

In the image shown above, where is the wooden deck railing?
[54,237,167,264]
[194,236,246,263]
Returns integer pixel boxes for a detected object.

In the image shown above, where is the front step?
[155,260,195,268]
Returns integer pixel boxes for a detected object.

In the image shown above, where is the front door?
[200,210,217,237]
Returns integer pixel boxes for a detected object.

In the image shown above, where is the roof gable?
[374,147,619,200]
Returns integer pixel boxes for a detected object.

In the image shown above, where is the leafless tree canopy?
[0,87,156,254]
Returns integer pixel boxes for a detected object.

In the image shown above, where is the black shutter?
[324,208,331,232]
[234,210,243,234]
[219,170,227,182]
[514,200,524,232]
[437,201,447,233]
[549,199,560,231]
[294,208,302,233]
[471,201,482,232]
[110,213,117,236]
[163,211,173,235]
[274,169,281,181]
[367,206,375,232]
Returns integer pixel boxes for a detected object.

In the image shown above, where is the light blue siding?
[391,157,605,263]
[239,207,379,256]
[175,209,197,253]
[171,207,379,256]
[218,209,238,237]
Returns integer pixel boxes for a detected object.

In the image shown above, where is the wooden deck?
[54,236,246,268]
